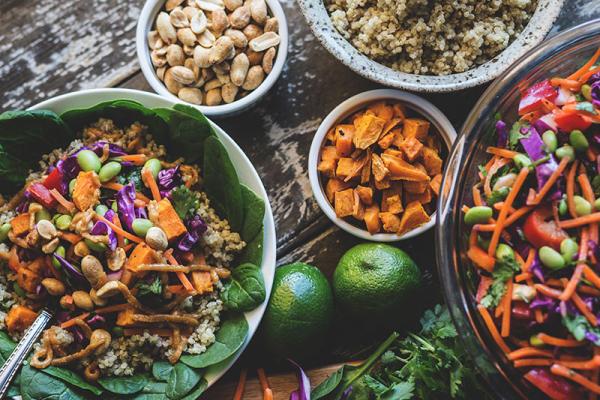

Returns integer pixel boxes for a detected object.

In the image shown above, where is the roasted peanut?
[262,46,276,73]
[264,17,278,32]
[221,83,239,103]
[73,291,94,311]
[166,44,185,66]
[177,27,197,46]
[243,24,263,41]
[170,65,196,84]
[250,0,267,24]
[209,36,234,65]
[210,8,230,34]
[224,0,243,11]
[242,65,264,90]
[229,5,250,29]
[178,87,203,104]
[170,7,189,28]
[246,48,264,65]
[156,12,177,44]
[230,53,249,86]
[164,68,184,94]
[81,255,108,289]
[194,45,213,68]
[249,31,280,52]
[41,278,65,296]
[205,88,223,105]
[190,10,208,33]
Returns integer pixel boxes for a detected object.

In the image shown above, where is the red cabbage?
[86,314,106,329]
[533,114,557,133]
[591,80,600,103]
[107,269,123,281]
[116,182,136,230]
[158,166,182,198]
[288,359,310,400]
[177,214,207,252]
[89,141,127,158]
[528,255,545,282]
[52,253,87,287]
[496,120,508,148]
[90,220,117,251]
[520,126,562,199]
[588,72,600,84]
[135,206,148,219]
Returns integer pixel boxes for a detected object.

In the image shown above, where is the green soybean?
[542,130,558,153]
[530,334,544,347]
[0,224,11,243]
[570,130,589,152]
[560,237,579,263]
[98,161,122,183]
[464,206,493,225]
[574,195,592,216]
[69,179,77,195]
[35,208,51,222]
[55,215,72,230]
[13,283,26,298]
[559,199,568,216]
[513,153,532,169]
[85,239,107,253]
[111,201,118,212]
[132,218,153,237]
[52,246,66,269]
[77,150,102,172]
[582,84,593,101]
[539,246,566,270]
[555,145,575,161]
[143,158,162,179]
[495,243,514,260]
[112,327,124,338]
[95,204,109,217]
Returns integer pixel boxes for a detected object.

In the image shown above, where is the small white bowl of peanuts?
[137,0,288,117]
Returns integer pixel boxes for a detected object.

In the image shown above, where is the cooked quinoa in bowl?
[0,96,269,398]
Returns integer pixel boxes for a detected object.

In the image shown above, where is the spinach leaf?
[180,378,208,400]
[60,100,169,146]
[171,186,199,220]
[131,380,168,400]
[203,136,244,232]
[237,227,264,266]
[42,366,103,395]
[152,361,174,382]
[0,144,29,191]
[20,363,87,400]
[311,332,399,400]
[240,184,265,242]
[165,362,202,399]
[98,373,149,395]
[0,331,16,361]
[154,104,215,164]
[181,312,249,368]
[220,263,266,312]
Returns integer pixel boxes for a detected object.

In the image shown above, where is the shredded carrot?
[469,229,478,248]
[514,358,554,368]
[233,369,247,400]
[515,272,533,282]
[486,146,518,159]
[472,186,483,207]
[112,214,125,248]
[550,78,582,90]
[568,47,600,81]
[583,266,600,290]
[537,333,585,348]
[551,364,600,394]
[477,305,510,354]
[257,368,271,393]
[579,173,599,243]
[560,229,588,301]
[529,158,570,205]
[164,251,195,293]
[101,182,151,203]
[60,314,90,329]
[93,213,143,244]
[558,356,600,370]
[501,279,513,337]
[573,292,598,326]
[567,161,579,218]
[467,246,495,272]
[488,167,530,257]
[49,189,75,213]
[142,168,161,202]
[580,66,600,84]
[58,231,83,244]
[559,213,600,230]
[534,284,563,299]
[484,157,511,197]
[508,347,554,360]
[115,154,148,165]
[462,205,470,214]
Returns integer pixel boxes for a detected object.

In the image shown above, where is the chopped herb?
[136,275,162,296]
[171,186,199,220]
[509,121,529,149]
[480,252,520,308]
[563,314,600,345]
[117,167,143,192]
[478,165,488,178]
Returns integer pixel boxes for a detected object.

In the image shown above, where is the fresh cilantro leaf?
[380,380,414,400]
[478,165,488,178]
[576,101,597,115]
[563,313,600,344]
[486,187,509,206]
[509,121,529,149]
[363,375,389,396]
[480,252,520,308]
[171,185,199,220]
[117,167,143,192]
[450,368,463,398]
[136,275,162,296]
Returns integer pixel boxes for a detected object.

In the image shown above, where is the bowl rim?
[297,0,565,92]
[27,88,277,390]
[308,89,457,242]
[136,0,289,117]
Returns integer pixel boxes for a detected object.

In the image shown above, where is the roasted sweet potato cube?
[393,103,406,120]
[6,305,37,333]
[157,198,188,240]
[426,134,442,153]
[192,271,214,294]
[27,258,46,275]
[335,125,355,157]
[352,190,365,220]
[422,146,443,176]
[384,148,403,159]
[392,128,405,148]
[381,183,403,214]
[353,114,386,149]
[10,213,30,237]
[360,152,372,184]
[127,243,157,272]
[374,176,391,190]
[116,307,136,327]
[405,187,432,205]
[326,127,336,142]
[318,146,339,177]
[404,180,429,194]
[378,132,395,150]
[336,157,363,181]
[17,268,40,293]
[398,201,431,234]
[369,101,394,121]
[355,185,373,205]
[380,212,401,233]
[335,188,355,218]
[325,179,351,203]
[399,137,423,162]
[371,154,390,182]
[72,171,101,211]
[381,154,430,182]
[363,204,381,234]
[403,118,430,141]
[430,174,442,196]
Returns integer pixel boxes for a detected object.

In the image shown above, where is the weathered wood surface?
[1,0,600,397]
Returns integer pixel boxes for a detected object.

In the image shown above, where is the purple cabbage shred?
[177,214,207,252]
[496,120,508,148]
[157,166,183,198]
[288,359,310,400]
[116,182,136,230]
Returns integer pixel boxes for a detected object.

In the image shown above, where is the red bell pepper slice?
[519,80,558,115]
[28,182,57,209]
[554,110,592,132]
[43,168,63,193]
[525,368,583,400]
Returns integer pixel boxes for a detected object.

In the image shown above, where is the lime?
[333,243,421,318]
[261,262,334,359]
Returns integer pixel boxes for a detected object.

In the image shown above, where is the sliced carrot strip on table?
[233,369,248,400]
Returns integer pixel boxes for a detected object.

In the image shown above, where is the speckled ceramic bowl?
[297,0,564,92]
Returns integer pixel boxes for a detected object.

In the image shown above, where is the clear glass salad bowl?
[436,19,600,399]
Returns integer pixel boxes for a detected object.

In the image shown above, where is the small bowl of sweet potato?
[308,89,457,241]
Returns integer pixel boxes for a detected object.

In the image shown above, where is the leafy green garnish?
[98,373,149,395]
[240,184,265,242]
[220,263,266,312]
[117,166,143,192]
[136,275,163,296]
[480,252,520,308]
[171,186,199,220]
[563,313,600,345]
[165,362,202,399]
[20,363,87,400]
[509,121,529,149]
[576,101,597,115]
[477,165,488,178]
[486,187,510,207]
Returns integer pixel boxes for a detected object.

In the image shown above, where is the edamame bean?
[513,153,532,169]
[559,199,568,216]
[582,84,593,101]
[555,145,575,161]
[595,198,600,211]
[539,246,566,270]
[530,334,544,347]
[35,209,51,223]
[77,150,102,172]
[52,246,66,269]
[560,237,579,263]
[85,239,107,253]
[143,158,162,179]
[574,195,592,216]
[95,204,109,217]
[13,283,25,298]
[69,179,77,195]
[55,215,72,230]
[111,201,118,212]
[495,243,515,260]
[0,223,11,243]
[112,327,124,338]
[464,206,493,225]
[570,130,589,152]
[132,218,153,237]
[542,130,558,153]
[98,161,122,183]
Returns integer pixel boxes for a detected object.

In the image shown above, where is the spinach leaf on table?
[152,361,174,382]
[41,365,103,395]
[181,312,248,368]
[203,135,244,232]
[20,363,88,400]
[98,372,149,395]
[165,362,203,399]
[220,263,266,312]
[240,184,265,242]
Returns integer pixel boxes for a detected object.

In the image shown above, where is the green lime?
[333,243,421,318]
[261,262,334,359]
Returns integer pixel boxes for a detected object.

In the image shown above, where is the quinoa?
[326,0,538,75]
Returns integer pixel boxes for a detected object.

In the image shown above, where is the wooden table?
[1,0,598,398]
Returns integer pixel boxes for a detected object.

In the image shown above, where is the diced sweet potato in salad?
[318,100,445,235]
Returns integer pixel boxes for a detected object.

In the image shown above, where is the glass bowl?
[436,20,600,399]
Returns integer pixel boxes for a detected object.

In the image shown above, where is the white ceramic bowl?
[308,89,457,241]
[29,88,276,390]
[136,0,288,117]
[297,0,564,92]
